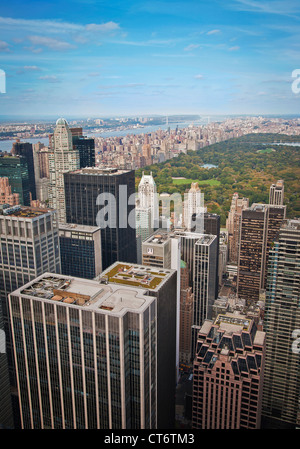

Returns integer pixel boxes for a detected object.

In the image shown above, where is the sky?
[0,0,300,118]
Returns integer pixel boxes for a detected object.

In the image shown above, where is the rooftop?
[214,312,250,332]
[98,262,173,290]
[68,167,131,176]
[59,223,101,233]
[0,204,53,218]
[13,272,155,316]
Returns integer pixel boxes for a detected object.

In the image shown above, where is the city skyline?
[0,0,300,117]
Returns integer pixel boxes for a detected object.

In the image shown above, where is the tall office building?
[0,300,14,428]
[64,167,137,270]
[136,205,153,264]
[262,219,300,429]
[71,128,95,168]
[59,224,102,279]
[138,172,157,229]
[204,213,220,299]
[48,118,80,223]
[226,193,249,264]
[9,263,176,429]
[269,180,284,206]
[192,313,266,429]
[11,140,36,201]
[0,205,61,427]
[179,260,194,365]
[0,154,31,206]
[184,182,206,231]
[237,204,286,305]
[191,234,218,358]
[142,232,171,268]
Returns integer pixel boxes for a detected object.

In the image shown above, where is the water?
[0,120,206,152]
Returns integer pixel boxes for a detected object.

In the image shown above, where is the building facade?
[48,118,80,223]
[9,263,176,429]
[0,154,31,206]
[262,219,300,428]
[269,180,284,206]
[59,224,102,279]
[64,167,137,270]
[192,313,265,429]
[237,204,286,305]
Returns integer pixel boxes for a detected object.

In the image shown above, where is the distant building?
[71,130,95,169]
[0,154,31,206]
[59,224,102,279]
[9,264,177,428]
[0,177,19,206]
[192,313,266,429]
[48,118,80,223]
[11,140,36,201]
[179,260,194,365]
[138,172,157,229]
[269,180,284,206]
[262,219,300,429]
[226,193,249,264]
[184,182,206,231]
[237,203,286,305]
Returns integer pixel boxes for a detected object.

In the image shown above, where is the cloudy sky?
[0,0,299,118]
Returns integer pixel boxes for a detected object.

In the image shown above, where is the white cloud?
[39,75,59,83]
[85,22,120,32]
[28,36,75,51]
[184,44,200,51]
[194,74,204,79]
[207,29,221,35]
[228,46,240,51]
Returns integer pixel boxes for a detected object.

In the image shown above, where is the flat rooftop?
[98,262,174,291]
[0,205,53,218]
[59,223,101,233]
[214,312,251,332]
[12,272,155,316]
[144,232,170,245]
[68,167,131,176]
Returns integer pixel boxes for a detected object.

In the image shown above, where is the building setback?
[192,313,265,429]
[59,224,102,280]
[8,263,177,429]
[64,167,137,270]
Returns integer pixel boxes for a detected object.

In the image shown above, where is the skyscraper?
[226,193,249,264]
[9,263,176,429]
[0,177,19,206]
[184,182,206,231]
[64,167,137,270]
[237,204,286,305]
[59,224,102,279]
[48,118,80,223]
[0,205,61,427]
[269,180,284,206]
[72,133,95,169]
[11,140,36,201]
[192,313,265,429]
[262,219,300,428]
[138,172,157,229]
[0,154,31,206]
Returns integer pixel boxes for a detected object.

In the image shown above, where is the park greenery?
[135,133,300,226]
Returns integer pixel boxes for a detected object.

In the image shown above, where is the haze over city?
[0,0,300,117]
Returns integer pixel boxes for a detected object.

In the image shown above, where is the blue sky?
[0,0,300,118]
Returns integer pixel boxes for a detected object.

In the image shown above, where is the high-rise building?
[226,193,249,264]
[237,204,286,305]
[0,154,31,206]
[179,260,194,365]
[184,182,206,231]
[59,224,102,280]
[11,140,36,201]
[203,213,220,299]
[9,263,177,429]
[0,177,19,206]
[191,234,218,357]
[136,205,153,264]
[192,313,265,429]
[0,300,14,428]
[0,205,61,427]
[269,180,284,206]
[48,118,80,223]
[138,172,157,229]
[262,219,300,429]
[64,167,137,270]
[72,133,95,169]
